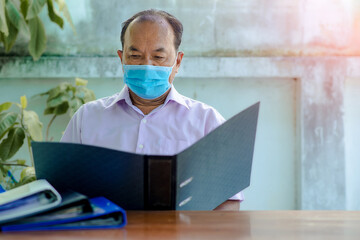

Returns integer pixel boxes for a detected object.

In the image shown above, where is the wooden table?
[1,211,360,239]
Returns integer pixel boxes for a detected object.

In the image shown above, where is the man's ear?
[174,51,184,73]
[117,50,123,63]
[168,51,184,84]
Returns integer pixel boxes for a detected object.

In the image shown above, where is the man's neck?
[129,88,171,115]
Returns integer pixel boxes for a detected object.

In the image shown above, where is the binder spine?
[144,156,176,210]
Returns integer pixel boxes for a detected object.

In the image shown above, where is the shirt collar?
[106,85,190,110]
[164,85,190,110]
[106,86,132,109]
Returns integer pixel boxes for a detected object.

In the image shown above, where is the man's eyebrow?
[127,46,165,52]
[154,47,165,52]
[128,46,139,51]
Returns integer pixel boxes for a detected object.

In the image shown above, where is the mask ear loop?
[171,52,179,68]
[169,52,180,87]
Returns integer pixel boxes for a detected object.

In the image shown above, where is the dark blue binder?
[32,102,259,210]
[1,197,127,231]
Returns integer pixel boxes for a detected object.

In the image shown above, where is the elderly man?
[61,9,243,210]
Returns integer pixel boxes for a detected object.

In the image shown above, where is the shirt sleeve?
[229,192,245,201]
[60,105,84,143]
[204,107,226,135]
[205,108,244,202]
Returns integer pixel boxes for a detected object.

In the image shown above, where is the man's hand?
[213,200,240,211]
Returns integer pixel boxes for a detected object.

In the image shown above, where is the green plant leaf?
[28,16,46,61]
[82,88,96,103]
[19,175,36,185]
[20,95,27,109]
[47,92,70,107]
[0,31,4,47]
[54,0,75,34]
[6,0,30,38]
[54,101,69,115]
[0,102,12,112]
[20,0,30,19]
[0,112,18,140]
[46,86,60,100]
[47,0,63,28]
[47,82,72,100]
[0,163,9,176]
[0,127,25,161]
[20,167,35,182]
[43,106,55,115]
[0,160,13,189]
[69,97,82,116]
[0,0,9,36]
[75,77,88,86]
[16,159,27,165]
[34,82,73,104]
[23,110,43,141]
[19,172,36,185]
[26,0,46,20]
[31,92,49,99]
[2,9,19,52]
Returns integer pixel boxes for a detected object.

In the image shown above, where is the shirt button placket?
[137,117,148,153]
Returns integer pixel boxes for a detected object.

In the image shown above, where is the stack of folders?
[0,179,127,232]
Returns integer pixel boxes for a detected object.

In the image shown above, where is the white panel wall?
[176,78,298,210]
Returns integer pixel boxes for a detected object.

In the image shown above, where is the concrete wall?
[1,0,360,210]
[3,0,360,57]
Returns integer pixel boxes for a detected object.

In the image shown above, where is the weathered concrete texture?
[300,59,347,209]
[1,56,349,79]
[1,0,360,57]
[0,57,122,78]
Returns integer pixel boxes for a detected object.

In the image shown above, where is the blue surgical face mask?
[123,57,177,99]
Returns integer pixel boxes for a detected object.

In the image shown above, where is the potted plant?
[0,78,95,190]
[37,77,96,141]
[0,95,42,190]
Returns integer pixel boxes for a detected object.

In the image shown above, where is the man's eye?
[155,56,164,59]
[130,55,140,58]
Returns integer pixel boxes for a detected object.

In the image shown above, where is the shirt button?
[138,144,144,149]
[142,119,147,124]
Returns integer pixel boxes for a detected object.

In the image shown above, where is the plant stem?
[0,162,29,167]
[46,115,57,141]
[19,107,35,168]
[27,136,34,167]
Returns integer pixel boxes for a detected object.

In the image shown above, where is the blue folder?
[1,197,127,232]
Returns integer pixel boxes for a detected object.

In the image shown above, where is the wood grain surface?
[1,211,360,240]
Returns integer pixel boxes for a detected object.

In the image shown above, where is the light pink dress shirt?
[61,86,243,201]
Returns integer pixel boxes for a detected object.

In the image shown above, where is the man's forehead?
[127,18,171,36]
[123,17,174,49]
[133,15,168,27]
